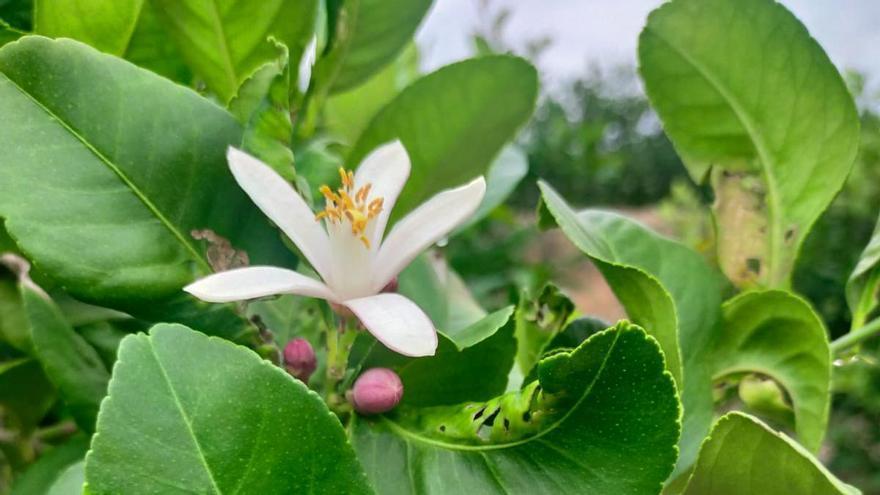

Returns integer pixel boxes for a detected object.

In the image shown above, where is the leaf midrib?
[377,329,622,452]
[0,71,211,273]
[148,342,223,494]
[645,26,785,281]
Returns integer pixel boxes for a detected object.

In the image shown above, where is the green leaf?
[846,215,880,329]
[352,322,680,494]
[84,323,371,494]
[638,0,860,288]
[350,56,538,220]
[713,290,831,452]
[361,306,515,407]
[46,460,84,495]
[538,181,724,474]
[123,2,191,83]
[34,0,144,55]
[150,0,319,102]
[0,358,55,434]
[313,0,431,93]
[11,437,89,495]
[0,18,24,47]
[323,43,419,144]
[455,145,529,233]
[683,412,858,495]
[513,284,574,375]
[398,253,486,332]
[0,0,32,31]
[0,272,30,352]
[228,39,295,180]
[77,319,144,369]
[0,36,295,336]
[23,286,109,432]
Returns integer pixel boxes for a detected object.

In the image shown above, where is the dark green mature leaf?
[713,290,831,453]
[228,39,295,180]
[34,0,144,55]
[351,56,538,219]
[639,0,860,288]
[513,284,574,375]
[539,181,723,474]
[11,436,89,495]
[0,18,24,47]
[313,0,431,93]
[683,413,858,495]
[150,0,318,102]
[846,216,880,330]
[77,319,143,369]
[123,2,191,83]
[352,322,680,494]
[23,286,109,432]
[46,460,84,495]
[0,36,295,337]
[0,358,54,433]
[362,306,515,407]
[0,0,32,30]
[85,323,371,494]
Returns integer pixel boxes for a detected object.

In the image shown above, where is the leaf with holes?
[513,284,574,376]
[84,323,372,495]
[538,181,725,475]
[639,0,860,288]
[351,322,680,495]
[359,306,516,407]
[150,0,318,102]
[683,413,857,494]
[0,36,296,337]
[712,290,831,453]
[350,56,538,220]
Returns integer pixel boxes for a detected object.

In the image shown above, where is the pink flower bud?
[283,338,316,383]
[351,368,403,414]
[382,277,399,293]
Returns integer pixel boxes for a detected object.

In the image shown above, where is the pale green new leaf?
[34,0,144,55]
[85,324,371,494]
[0,36,295,337]
[46,460,84,495]
[351,56,538,219]
[639,0,859,288]
[712,290,831,453]
[683,412,858,495]
[150,0,318,102]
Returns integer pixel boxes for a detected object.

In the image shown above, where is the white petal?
[371,177,487,292]
[354,141,411,247]
[297,35,317,94]
[343,293,437,357]
[184,266,336,303]
[227,147,334,285]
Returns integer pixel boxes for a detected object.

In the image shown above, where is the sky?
[415,0,880,92]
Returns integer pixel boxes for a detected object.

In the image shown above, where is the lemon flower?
[185,142,486,357]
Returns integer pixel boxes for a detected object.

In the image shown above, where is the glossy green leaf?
[398,253,486,332]
[352,322,680,494]
[150,0,318,102]
[23,286,109,432]
[713,290,831,452]
[539,181,724,474]
[323,43,419,144]
[513,284,574,376]
[313,0,431,93]
[350,56,538,219]
[846,215,880,330]
[228,39,295,179]
[84,323,371,494]
[11,437,88,495]
[46,460,84,495]
[683,412,858,495]
[0,36,295,337]
[123,2,191,83]
[455,145,529,233]
[639,0,860,288]
[361,306,515,407]
[0,358,54,434]
[34,0,144,55]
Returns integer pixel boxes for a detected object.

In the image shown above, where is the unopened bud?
[284,338,316,383]
[382,277,399,293]
[351,368,403,414]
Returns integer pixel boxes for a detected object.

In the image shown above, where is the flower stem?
[831,317,880,355]
[324,317,359,409]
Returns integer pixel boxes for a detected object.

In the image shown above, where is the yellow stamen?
[315,167,384,249]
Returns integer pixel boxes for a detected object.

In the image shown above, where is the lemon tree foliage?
[0,0,870,493]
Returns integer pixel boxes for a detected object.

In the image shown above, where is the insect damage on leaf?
[712,169,770,287]
[191,229,250,272]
